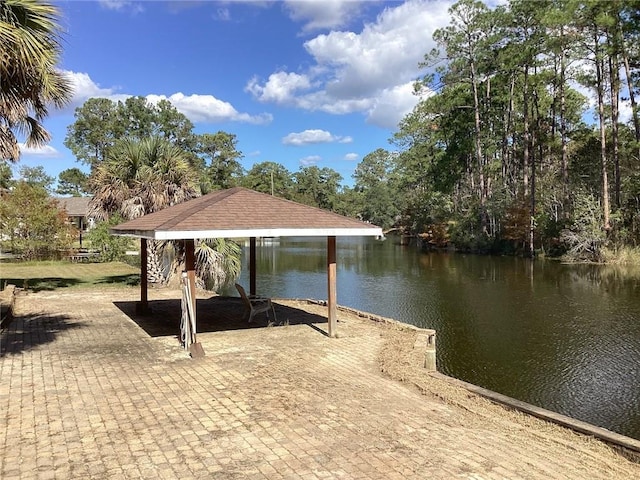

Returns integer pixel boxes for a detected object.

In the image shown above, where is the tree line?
[56,96,349,212]
[376,0,640,261]
[3,0,640,269]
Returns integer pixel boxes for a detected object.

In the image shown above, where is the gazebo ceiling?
[110,187,383,240]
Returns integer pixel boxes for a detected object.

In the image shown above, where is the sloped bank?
[377,322,640,464]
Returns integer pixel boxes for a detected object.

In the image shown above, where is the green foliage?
[352,149,399,229]
[195,131,244,191]
[155,99,196,148]
[64,96,198,171]
[377,0,640,259]
[0,161,12,190]
[0,182,75,260]
[56,168,89,196]
[19,165,54,192]
[241,162,294,198]
[332,186,363,219]
[293,166,342,210]
[64,98,121,168]
[85,215,133,262]
[89,136,199,221]
[447,200,493,253]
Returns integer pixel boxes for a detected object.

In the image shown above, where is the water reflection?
[227,235,640,440]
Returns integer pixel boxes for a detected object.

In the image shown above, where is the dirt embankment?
[378,324,640,471]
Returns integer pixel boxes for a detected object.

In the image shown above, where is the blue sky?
[15,0,457,188]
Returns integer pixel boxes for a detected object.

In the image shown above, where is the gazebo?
[110,187,383,339]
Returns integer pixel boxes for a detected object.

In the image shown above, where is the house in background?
[53,197,95,247]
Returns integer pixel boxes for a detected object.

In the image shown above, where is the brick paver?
[1,288,639,479]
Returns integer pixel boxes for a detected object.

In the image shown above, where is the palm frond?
[195,238,242,291]
[0,0,71,162]
[0,124,20,161]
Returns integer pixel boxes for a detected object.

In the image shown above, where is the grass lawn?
[0,261,140,292]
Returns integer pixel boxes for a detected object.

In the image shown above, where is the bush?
[86,215,134,262]
[0,182,76,260]
[559,191,606,262]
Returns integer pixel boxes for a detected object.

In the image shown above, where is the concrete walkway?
[1,287,639,479]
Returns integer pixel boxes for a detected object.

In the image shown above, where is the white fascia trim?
[109,229,156,239]
[154,227,384,240]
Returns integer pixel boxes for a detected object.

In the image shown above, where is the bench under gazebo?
[110,187,383,350]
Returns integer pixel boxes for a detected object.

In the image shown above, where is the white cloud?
[214,7,231,21]
[98,1,144,14]
[63,70,271,125]
[283,0,364,33]
[18,143,60,158]
[366,81,431,129]
[305,0,450,98]
[246,71,312,104]
[147,93,272,125]
[299,155,322,166]
[65,70,128,109]
[344,152,359,161]
[246,0,453,128]
[282,129,351,146]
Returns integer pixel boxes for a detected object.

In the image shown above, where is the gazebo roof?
[110,187,382,240]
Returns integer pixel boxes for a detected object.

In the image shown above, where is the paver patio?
[1,287,639,479]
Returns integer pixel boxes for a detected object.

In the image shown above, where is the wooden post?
[327,236,337,338]
[184,239,204,358]
[415,331,437,371]
[250,237,257,296]
[184,239,197,315]
[136,238,149,314]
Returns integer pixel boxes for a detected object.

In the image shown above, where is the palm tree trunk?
[146,241,167,284]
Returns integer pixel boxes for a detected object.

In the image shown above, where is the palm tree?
[90,136,198,220]
[89,136,241,290]
[0,0,72,161]
[89,136,199,283]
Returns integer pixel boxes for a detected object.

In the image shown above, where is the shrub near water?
[601,246,640,265]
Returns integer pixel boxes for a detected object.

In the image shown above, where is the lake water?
[227,235,640,440]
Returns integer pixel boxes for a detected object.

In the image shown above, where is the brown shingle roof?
[53,197,91,217]
[110,187,382,240]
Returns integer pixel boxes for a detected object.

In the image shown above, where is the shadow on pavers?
[0,311,84,356]
[1,277,82,292]
[95,274,140,287]
[113,296,327,338]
